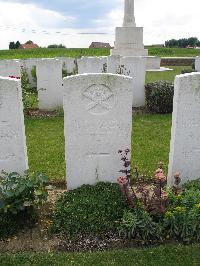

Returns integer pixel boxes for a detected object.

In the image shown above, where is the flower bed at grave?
[0,163,200,252]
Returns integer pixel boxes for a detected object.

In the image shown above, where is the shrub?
[183,178,200,191]
[0,171,48,238]
[163,205,200,243]
[52,182,127,238]
[145,81,174,113]
[119,206,162,243]
[163,184,200,243]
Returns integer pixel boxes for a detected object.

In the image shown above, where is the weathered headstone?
[63,73,133,190]
[77,57,107,74]
[36,58,63,110]
[0,77,28,173]
[0,60,21,77]
[107,55,120,74]
[21,58,38,89]
[195,57,200,72]
[60,57,77,75]
[145,56,161,70]
[118,56,146,107]
[168,73,200,185]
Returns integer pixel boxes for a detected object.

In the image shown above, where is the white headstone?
[0,77,28,174]
[63,73,133,190]
[107,55,121,74]
[145,56,161,70]
[77,57,107,74]
[168,73,200,185]
[21,58,38,89]
[0,60,21,77]
[119,56,146,107]
[36,58,63,110]
[195,57,200,72]
[60,57,77,75]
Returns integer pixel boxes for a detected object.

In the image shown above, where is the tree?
[15,41,21,49]
[9,42,15,49]
[9,41,21,49]
[47,44,66,49]
[25,40,33,44]
[165,37,200,48]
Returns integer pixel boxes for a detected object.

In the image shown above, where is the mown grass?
[0,48,110,60]
[148,47,200,57]
[25,114,172,181]
[0,47,200,60]
[0,245,200,266]
[146,66,192,83]
[25,117,65,180]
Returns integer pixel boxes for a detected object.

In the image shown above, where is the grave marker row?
[1,70,200,189]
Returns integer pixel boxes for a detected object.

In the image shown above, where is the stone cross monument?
[111,0,148,56]
[123,0,136,27]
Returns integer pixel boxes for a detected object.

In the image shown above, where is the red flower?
[8,76,20,80]
[117,176,128,185]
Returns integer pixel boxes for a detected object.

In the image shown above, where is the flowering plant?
[117,150,169,216]
[8,76,20,79]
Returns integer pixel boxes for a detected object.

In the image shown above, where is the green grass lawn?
[0,244,199,266]
[25,114,172,181]
[0,47,200,60]
[25,117,65,180]
[0,48,110,60]
[146,66,192,83]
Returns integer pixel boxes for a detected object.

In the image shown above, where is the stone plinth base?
[111,27,148,57]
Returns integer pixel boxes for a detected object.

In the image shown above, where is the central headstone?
[63,74,133,190]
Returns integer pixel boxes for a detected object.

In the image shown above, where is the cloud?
[0,0,199,49]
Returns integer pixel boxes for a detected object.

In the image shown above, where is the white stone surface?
[118,56,146,107]
[123,0,136,27]
[36,58,63,110]
[77,57,107,74]
[63,73,133,190]
[21,59,38,89]
[145,56,161,70]
[60,57,77,75]
[195,56,200,71]
[168,73,200,185]
[0,77,28,173]
[147,67,173,72]
[111,27,148,57]
[0,60,21,77]
[107,55,120,74]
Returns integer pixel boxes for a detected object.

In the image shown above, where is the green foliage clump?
[163,183,200,243]
[52,182,127,238]
[119,205,162,243]
[183,178,200,191]
[0,171,48,238]
[145,81,174,113]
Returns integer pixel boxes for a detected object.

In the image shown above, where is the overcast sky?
[0,0,199,49]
